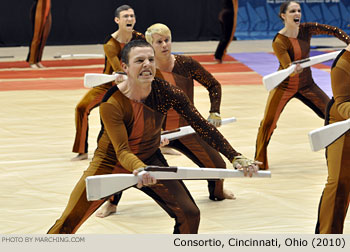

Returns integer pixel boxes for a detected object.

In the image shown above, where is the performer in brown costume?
[147,23,235,201]
[255,1,350,170]
[71,5,144,161]
[96,23,235,218]
[315,44,350,234]
[214,0,238,63]
[47,40,260,234]
[26,0,51,68]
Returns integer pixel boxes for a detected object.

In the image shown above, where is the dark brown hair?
[121,40,154,65]
[279,1,300,21]
[115,5,133,18]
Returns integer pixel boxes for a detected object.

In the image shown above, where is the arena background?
[1,0,350,236]
[0,0,349,46]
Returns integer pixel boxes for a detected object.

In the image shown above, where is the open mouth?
[126,24,133,27]
[294,18,300,23]
[139,70,152,77]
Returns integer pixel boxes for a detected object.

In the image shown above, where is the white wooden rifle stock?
[54,53,104,59]
[263,50,341,91]
[160,117,236,142]
[85,166,271,201]
[308,118,350,151]
[84,72,127,88]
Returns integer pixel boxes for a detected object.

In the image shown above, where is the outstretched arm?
[307,22,350,44]
[168,84,260,172]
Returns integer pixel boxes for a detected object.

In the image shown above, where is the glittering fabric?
[305,23,350,45]
[172,54,222,113]
[272,22,350,88]
[255,22,349,169]
[146,77,239,162]
[154,53,228,201]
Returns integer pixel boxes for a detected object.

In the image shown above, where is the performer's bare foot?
[214,57,222,64]
[223,189,236,200]
[95,201,117,218]
[71,153,88,161]
[160,147,181,155]
[29,63,39,69]
[36,62,45,68]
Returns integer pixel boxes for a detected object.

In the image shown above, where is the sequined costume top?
[156,54,222,129]
[329,49,350,122]
[103,30,145,74]
[272,23,350,89]
[96,77,239,173]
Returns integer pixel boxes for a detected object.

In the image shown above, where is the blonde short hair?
[145,23,172,44]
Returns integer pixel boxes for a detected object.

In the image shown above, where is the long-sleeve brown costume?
[72,31,144,154]
[26,0,51,64]
[255,23,350,170]
[48,77,239,234]
[160,54,228,200]
[110,54,226,205]
[315,49,350,234]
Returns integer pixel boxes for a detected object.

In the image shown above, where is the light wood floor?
[0,38,349,234]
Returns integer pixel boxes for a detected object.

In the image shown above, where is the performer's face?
[123,46,156,84]
[151,33,172,58]
[281,2,301,27]
[115,9,136,31]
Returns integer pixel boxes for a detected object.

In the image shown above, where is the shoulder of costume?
[103,34,113,44]
[332,49,348,69]
[102,85,120,103]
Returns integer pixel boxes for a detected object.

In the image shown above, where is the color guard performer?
[26,0,51,68]
[47,40,260,234]
[315,44,350,234]
[255,1,350,170]
[71,5,144,161]
[96,23,236,218]
[214,0,238,63]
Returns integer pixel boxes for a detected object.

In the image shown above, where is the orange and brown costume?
[26,0,51,65]
[72,31,144,154]
[255,23,350,170]
[315,49,350,234]
[158,54,227,200]
[48,78,240,234]
[109,54,226,205]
